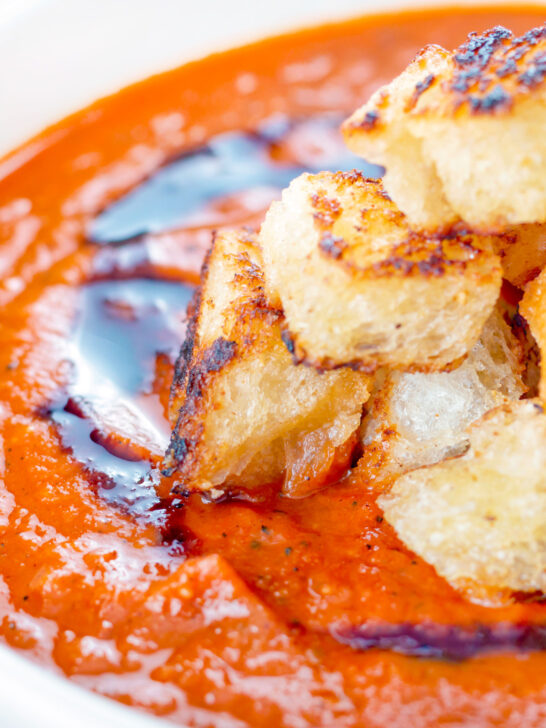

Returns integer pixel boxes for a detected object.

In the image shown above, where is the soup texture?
[0,6,545,727]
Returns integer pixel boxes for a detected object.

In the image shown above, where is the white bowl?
[0,0,510,158]
[0,1,543,726]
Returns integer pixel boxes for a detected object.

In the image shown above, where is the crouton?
[379,400,546,595]
[343,25,546,231]
[494,223,546,288]
[361,309,525,479]
[259,171,501,372]
[521,265,546,401]
[163,229,371,496]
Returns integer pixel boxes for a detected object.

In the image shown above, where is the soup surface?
[1,6,546,726]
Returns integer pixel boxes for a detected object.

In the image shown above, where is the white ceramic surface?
[0,1,544,726]
[0,0,512,159]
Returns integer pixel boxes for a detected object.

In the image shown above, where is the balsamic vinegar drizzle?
[51,279,193,517]
[90,115,381,244]
[334,621,546,661]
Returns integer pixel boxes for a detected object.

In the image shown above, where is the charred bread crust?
[163,231,282,479]
[344,25,546,128]
[168,286,202,424]
[163,228,370,491]
[448,25,546,114]
[520,265,546,402]
[311,174,493,280]
[164,336,238,477]
[342,24,546,231]
[260,171,502,372]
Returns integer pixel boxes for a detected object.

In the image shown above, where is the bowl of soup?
[1,1,546,727]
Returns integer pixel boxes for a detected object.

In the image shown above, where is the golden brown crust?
[164,230,282,481]
[163,229,371,494]
[492,223,546,288]
[342,24,546,231]
[310,172,496,280]
[520,265,546,403]
[259,171,502,372]
[342,45,451,136]
[345,25,546,127]
[167,229,279,422]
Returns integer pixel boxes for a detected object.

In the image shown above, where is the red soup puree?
[1,5,546,727]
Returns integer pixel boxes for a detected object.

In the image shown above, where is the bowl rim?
[1,1,545,726]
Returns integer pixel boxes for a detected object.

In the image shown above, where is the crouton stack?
[166,24,546,597]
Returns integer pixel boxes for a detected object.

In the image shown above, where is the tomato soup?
[0,6,545,726]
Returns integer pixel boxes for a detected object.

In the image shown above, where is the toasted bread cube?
[379,400,546,594]
[163,229,371,495]
[259,171,501,371]
[343,26,546,231]
[361,309,525,478]
[494,223,546,288]
[521,265,546,401]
